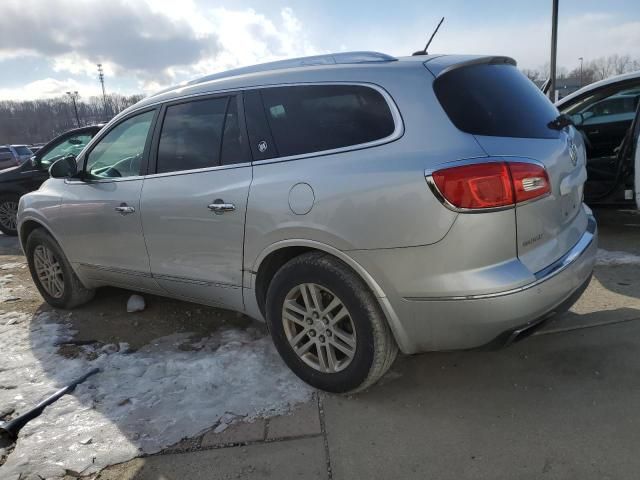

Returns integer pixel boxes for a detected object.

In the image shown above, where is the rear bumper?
[380,214,597,353]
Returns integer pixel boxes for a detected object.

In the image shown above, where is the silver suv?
[18,52,597,392]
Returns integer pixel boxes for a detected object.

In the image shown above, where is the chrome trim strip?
[405,215,596,301]
[143,162,252,179]
[425,174,514,214]
[153,273,241,289]
[79,263,151,278]
[65,175,144,185]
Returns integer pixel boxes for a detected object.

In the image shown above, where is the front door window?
[85,111,154,179]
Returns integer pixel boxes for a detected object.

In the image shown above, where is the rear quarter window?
[434,64,560,139]
[256,84,396,158]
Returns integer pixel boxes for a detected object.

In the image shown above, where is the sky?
[0,0,639,101]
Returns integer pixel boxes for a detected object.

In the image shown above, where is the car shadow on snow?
[1,291,313,478]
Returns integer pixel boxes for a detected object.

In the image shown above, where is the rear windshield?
[0,147,10,153]
[434,64,560,139]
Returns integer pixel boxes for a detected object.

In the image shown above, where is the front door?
[140,94,252,310]
[57,109,160,291]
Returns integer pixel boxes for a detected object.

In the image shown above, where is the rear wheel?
[265,252,397,393]
[0,195,19,236]
[26,228,95,309]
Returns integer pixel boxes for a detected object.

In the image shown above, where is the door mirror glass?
[49,155,78,178]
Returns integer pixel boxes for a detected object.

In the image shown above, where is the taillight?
[508,162,550,203]
[430,161,550,211]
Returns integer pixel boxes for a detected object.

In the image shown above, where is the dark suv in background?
[0,125,102,235]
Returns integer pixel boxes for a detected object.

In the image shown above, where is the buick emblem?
[567,138,578,166]
[257,140,268,153]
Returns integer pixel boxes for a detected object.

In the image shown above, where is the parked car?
[0,147,20,170]
[556,71,640,209]
[0,126,101,235]
[0,145,32,170]
[18,52,597,392]
[11,144,34,163]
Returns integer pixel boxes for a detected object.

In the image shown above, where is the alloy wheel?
[282,283,357,373]
[0,200,18,232]
[33,244,65,298]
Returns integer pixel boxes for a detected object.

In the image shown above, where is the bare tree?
[0,93,145,144]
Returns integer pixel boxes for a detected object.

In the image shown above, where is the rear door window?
[253,84,396,158]
[434,64,560,139]
[156,95,246,173]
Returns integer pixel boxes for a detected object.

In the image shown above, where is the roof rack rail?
[147,52,395,97]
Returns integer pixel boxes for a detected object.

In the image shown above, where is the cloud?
[0,0,220,79]
[0,78,103,101]
[0,0,317,96]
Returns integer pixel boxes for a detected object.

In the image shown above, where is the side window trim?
[79,107,159,182]
[147,91,251,176]
[217,96,232,165]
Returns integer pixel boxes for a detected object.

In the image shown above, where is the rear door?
[432,61,588,273]
[140,93,252,310]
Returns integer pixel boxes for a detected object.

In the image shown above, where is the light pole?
[549,0,559,101]
[97,64,108,119]
[66,91,80,127]
[578,57,583,87]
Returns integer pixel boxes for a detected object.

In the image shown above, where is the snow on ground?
[596,248,640,266]
[0,311,313,479]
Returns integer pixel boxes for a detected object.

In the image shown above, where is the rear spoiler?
[424,55,516,78]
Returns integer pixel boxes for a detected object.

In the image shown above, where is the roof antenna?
[413,17,445,56]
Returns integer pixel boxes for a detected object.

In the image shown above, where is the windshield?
[40,133,94,166]
[434,63,561,139]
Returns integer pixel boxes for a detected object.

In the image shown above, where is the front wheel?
[265,252,397,393]
[26,228,95,309]
[0,195,19,236]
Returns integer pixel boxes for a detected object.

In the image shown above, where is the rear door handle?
[115,204,135,215]
[208,200,236,214]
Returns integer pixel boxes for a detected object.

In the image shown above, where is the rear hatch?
[430,58,588,273]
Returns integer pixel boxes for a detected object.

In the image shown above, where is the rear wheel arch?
[252,240,408,350]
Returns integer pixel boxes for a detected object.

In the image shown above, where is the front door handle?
[115,204,135,215]
[208,199,236,214]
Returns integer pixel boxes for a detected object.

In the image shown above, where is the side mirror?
[49,155,78,178]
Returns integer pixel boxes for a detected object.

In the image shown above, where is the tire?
[265,252,397,393]
[0,195,19,236]
[25,228,95,309]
